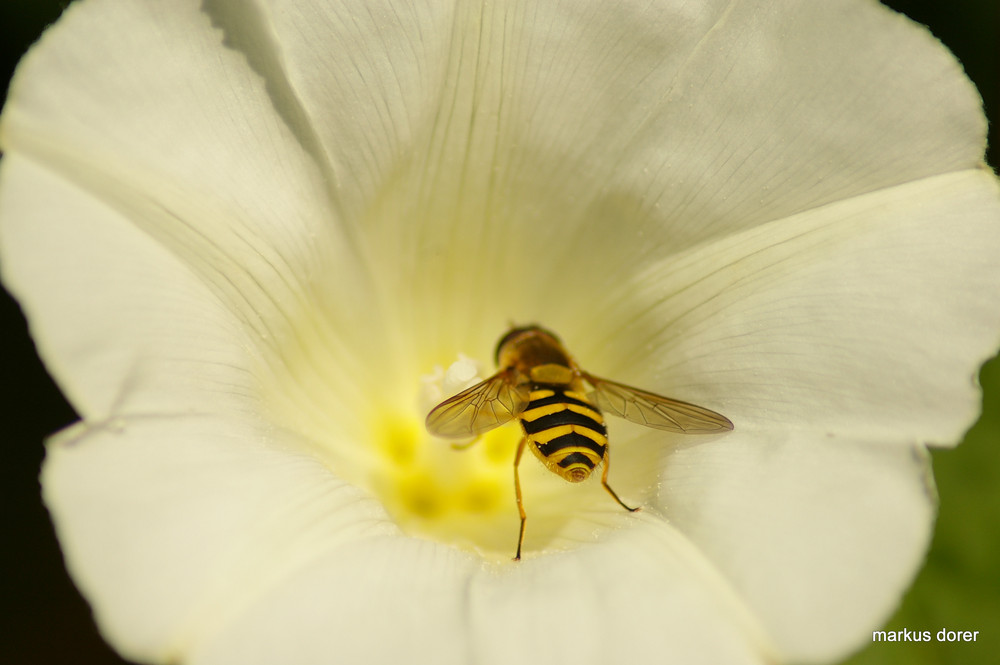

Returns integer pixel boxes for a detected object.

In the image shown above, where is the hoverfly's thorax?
[528,363,574,385]
[496,326,575,379]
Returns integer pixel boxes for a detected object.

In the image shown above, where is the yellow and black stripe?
[520,387,607,481]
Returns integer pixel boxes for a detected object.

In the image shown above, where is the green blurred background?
[0,1,996,664]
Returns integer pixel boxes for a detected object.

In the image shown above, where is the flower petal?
[0,155,253,421]
[466,515,775,665]
[246,0,987,297]
[582,170,1000,446]
[188,514,774,665]
[657,430,936,662]
[188,538,479,665]
[42,413,393,664]
[0,0,397,422]
[47,413,775,665]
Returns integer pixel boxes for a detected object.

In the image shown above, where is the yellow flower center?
[264,330,644,561]
[367,407,523,556]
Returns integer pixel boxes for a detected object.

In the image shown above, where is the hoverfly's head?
[494,324,562,364]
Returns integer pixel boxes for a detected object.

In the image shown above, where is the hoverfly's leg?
[600,451,640,513]
[450,434,481,451]
[513,436,528,561]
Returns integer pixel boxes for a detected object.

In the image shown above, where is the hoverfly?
[425,325,733,560]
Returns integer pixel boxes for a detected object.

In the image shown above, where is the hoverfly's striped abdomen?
[520,387,607,482]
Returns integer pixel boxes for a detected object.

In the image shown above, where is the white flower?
[2,1,998,664]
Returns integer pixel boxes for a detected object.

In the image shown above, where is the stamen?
[364,355,521,557]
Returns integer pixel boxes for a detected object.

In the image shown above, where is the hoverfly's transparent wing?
[425,368,530,438]
[583,372,733,433]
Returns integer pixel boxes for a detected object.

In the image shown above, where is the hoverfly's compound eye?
[494,326,531,364]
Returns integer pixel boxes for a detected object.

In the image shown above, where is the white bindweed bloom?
[2,0,999,663]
